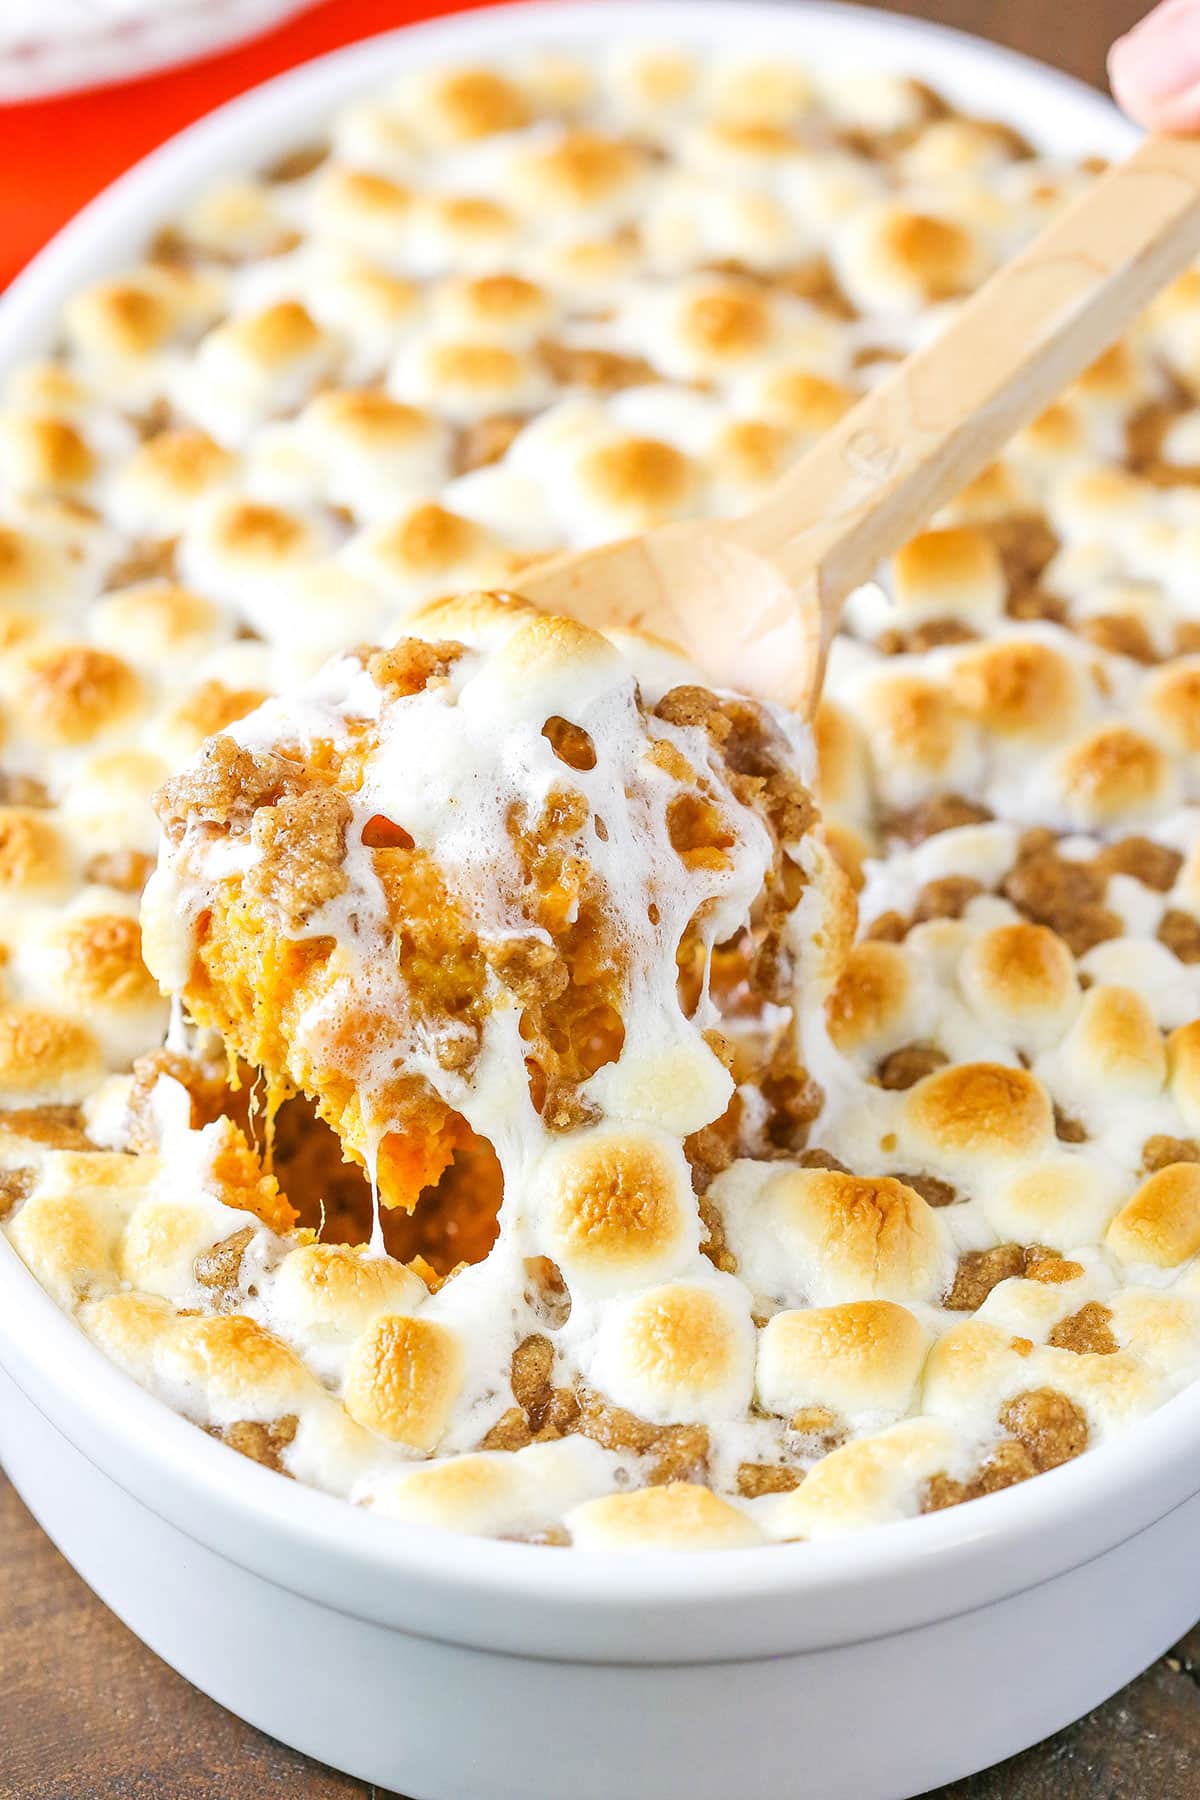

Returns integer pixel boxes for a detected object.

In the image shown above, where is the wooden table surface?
[4,2,1196,1797]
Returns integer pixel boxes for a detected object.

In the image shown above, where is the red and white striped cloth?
[0,0,510,290]
[0,0,317,102]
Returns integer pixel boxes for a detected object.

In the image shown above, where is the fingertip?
[1108,36,1155,128]
[1108,0,1200,129]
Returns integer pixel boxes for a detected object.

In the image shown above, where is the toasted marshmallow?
[949,640,1081,744]
[519,49,594,116]
[91,582,228,674]
[4,642,144,750]
[307,166,416,265]
[13,902,166,1068]
[681,115,807,180]
[814,702,871,843]
[58,750,169,856]
[891,528,1005,626]
[1075,342,1161,434]
[174,179,293,260]
[81,1289,179,1369]
[160,1310,320,1415]
[62,267,220,404]
[607,45,699,117]
[1143,659,1200,758]
[270,1242,427,1344]
[938,458,1033,525]
[0,522,87,622]
[859,672,977,804]
[705,417,797,506]
[505,406,704,546]
[109,431,240,542]
[1051,985,1167,1101]
[178,495,328,624]
[757,1300,928,1426]
[389,334,551,426]
[1107,1162,1200,1269]
[1169,1020,1200,1130]
[0,809,70,909]
[716,1162,951,1309]
[1051,467,1155,544]
[344,1312,465,1448]
[397,64,534,145]
[584,1030,734,1139]
[569,432,701,539]
[3,361,94,419]
[652,279,784,383]
[172,302,340,447]
[531,1124,698,1299]
[1146,269,1200,391]
[899,116,1025,181]
[296,390,453,519]
[407,193,523,276]
[330,97,417,175]
[826,941,919,1059]
[958,923,1080,1053]
[567,1481,763,1550]
[153,675,267,769]
[982,1154,1127,1251]
[902,1062,1053,1175]
[300,255,423,379]
[772,1419,961,1540]
[436,273,557,348]
[1108,1287,1200,1379]
[369,1438,614,1536]
[819,66,931,132]
[706,56,812,128]
[588,1276,756,1424]
[507,130,651,231]
[0,1007,103,1106]
[0,411,99,497]
[743,366,857,441]
[644,180,806,279]
[1057,726,1177,828]
[239,563,385,683]
[117,1187,235,1299]
[528,233,642,303]
[834,203,985,314]
[8,1150,152,1307]
[346,502,519,610]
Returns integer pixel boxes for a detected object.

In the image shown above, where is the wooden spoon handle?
[730,133,1200,661]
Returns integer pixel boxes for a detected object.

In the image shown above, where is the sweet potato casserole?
[7,44,1200,1548]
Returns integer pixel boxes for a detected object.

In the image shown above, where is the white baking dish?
[2,5,1193,1796]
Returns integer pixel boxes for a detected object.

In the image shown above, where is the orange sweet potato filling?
[185,857,483,1211]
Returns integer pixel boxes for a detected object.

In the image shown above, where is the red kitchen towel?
[0,0,515,288]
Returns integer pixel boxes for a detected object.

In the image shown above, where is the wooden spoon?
[518,134,1200,714]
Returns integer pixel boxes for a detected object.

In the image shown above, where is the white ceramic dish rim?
[0,0,1187,1666]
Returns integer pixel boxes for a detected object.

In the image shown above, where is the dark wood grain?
[847,0,1146,89]
[1,3,1193,1796]
[3,1465,1200,1800]
[0,1474,384,1800]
